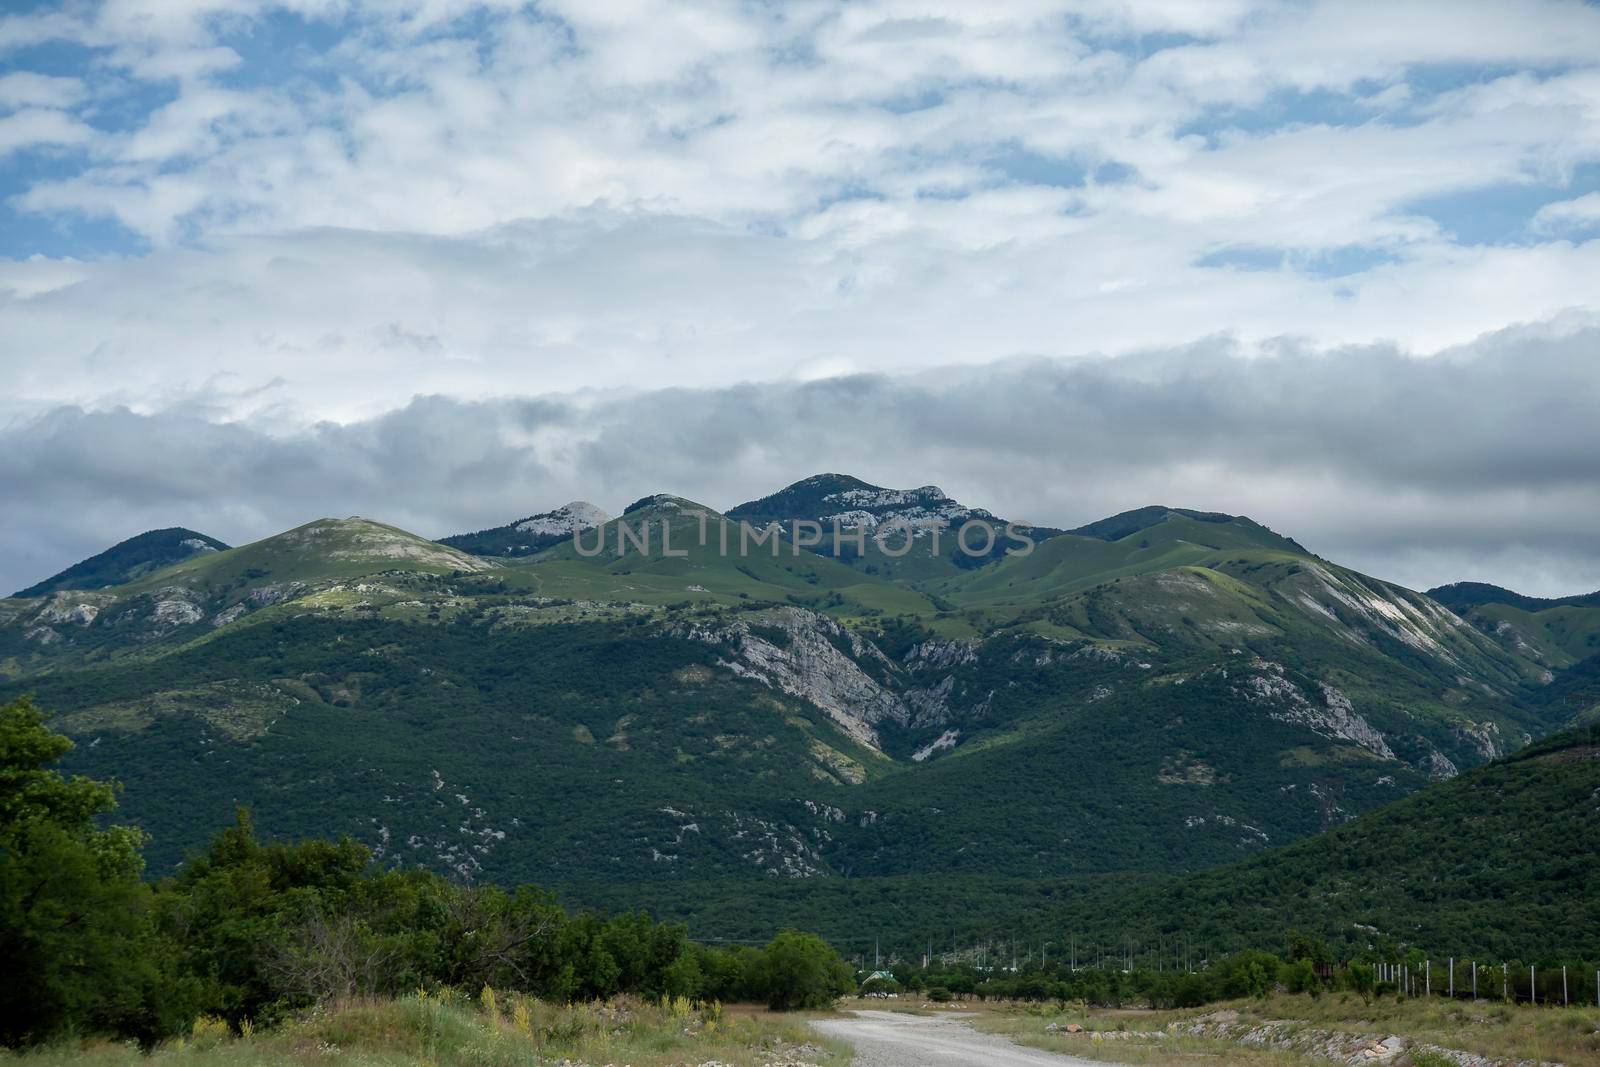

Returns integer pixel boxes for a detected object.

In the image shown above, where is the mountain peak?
[620,493,720,517]
[440,501,612,558]
[1069,505,1307,553]
[271,518,494,573]
[14,527,230,598]
[728,474,993,530]
[513,501,612,536]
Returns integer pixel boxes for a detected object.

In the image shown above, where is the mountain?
[727,474,1059,579]
[1067,505,1305,553]
[1427,581,1600,667]
[0,476,1580,915]
[574,722,1600,961]
[14,527,229,598]
[1427,581,1600,614]
[1142,719,1600,956]
[1,517,494,676]
[439,501,612,558]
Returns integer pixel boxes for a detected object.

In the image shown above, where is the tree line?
[0,697,853,1049]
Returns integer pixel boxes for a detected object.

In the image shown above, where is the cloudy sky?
[3,0,1600,597]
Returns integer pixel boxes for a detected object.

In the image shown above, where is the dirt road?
[811,1009,1113,1066]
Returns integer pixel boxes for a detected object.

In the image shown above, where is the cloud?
[0,108,97,156]
[1533,191,1600,232]
[4,319,1600,599]
[6,215,1600,425]
[0,72,87,110]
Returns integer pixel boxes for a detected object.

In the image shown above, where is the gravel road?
[811,1009,1111,1066]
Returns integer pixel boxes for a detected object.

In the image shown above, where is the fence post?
[1449,957,1454,998]
[1503,963,1507,1002]
[1531,965,1536,1006]
[1426,960,1431,997]
[1563,966,1568,1007]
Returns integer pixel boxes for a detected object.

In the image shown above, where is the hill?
[15,527,229,597]
[1067,505,1306,553]
[1427,581,1600,614]
[439,501,612,558]
[576,722,1600,961]
[1428,581,1600,667]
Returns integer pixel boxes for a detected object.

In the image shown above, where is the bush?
[756,931,854,1011]
[1282,958,1320,997]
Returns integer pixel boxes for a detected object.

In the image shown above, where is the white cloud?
[0,72,87,110]
[1533,191,1600,232]
[0,107,97,156]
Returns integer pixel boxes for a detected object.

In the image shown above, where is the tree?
[756,931,854,1010]
[1286,929,1331,966]
[0,697,176,1047]
[1345,961,1377,1004]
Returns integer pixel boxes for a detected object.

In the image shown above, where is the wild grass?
[968,992,1600,1066]
[6,990,850,1067]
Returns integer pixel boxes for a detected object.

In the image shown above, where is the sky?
[2,0,1600,597]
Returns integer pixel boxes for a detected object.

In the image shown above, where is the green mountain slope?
[1145,720,1600,956]
[1427,581,1600,668]
[570,723,1600,961]
[520,494,943,619]
[15,527,229,597]
[0,518,496,677]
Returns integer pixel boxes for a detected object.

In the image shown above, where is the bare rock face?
[151,597,205,628]
[1236,660,1395,760]
[1422,749,1460,781]
[38,594,104,625]
[1455,720,1506,760]
[514,501,612,536]
[905,638,979,670]
[676,607,994,752]
[680,607,910,749]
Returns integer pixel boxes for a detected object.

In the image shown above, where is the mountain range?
[3,473,1596,951]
